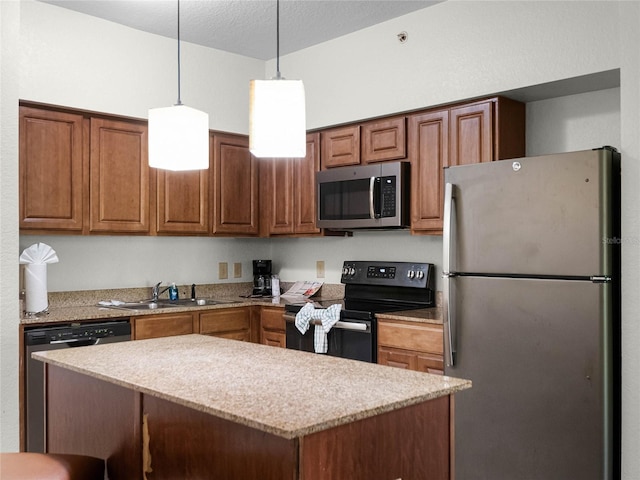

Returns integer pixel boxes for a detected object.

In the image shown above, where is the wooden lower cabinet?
[199,307,252,342]
[132,307,262,343]
[377,319,444,374]
[260,306,286,348]
[132,312,197,340]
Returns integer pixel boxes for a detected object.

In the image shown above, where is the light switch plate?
[218,262,228,279]
[233,262,242,278]
[316,260,325,278]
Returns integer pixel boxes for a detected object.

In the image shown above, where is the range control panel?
[341,261,433,288]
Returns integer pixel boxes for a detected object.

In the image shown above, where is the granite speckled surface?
[376,307,443,324]
[19,283,443,326]
[33,334,469,439]
[19,283,347,325]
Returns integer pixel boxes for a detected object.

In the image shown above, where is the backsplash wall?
[18,231,442,292]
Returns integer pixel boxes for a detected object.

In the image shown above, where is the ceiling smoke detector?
[397,31,408,43]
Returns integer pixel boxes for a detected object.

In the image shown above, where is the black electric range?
[284,261,435,362]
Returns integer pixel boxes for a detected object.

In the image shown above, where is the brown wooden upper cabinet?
[262,133,321,236]
[89,117,150,234]
[361,116,407,164]
[19,106,86,232]
[211,133,259,236]
[156,168,210,235]
[320,124,360,168]
[320,116,407,169]
[410,97,525,234]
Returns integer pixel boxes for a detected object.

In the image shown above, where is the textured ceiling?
[40,0,440,60]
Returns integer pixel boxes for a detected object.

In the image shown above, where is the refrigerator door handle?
[443,182,456,367]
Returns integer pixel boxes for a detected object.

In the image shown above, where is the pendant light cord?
[275,0,281,80]
[176,0,183,105]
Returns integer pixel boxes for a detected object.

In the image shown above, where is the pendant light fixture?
[249,0,306,158]
[148,0,209,171]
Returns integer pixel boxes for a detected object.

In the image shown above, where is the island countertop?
[33,334,470,439]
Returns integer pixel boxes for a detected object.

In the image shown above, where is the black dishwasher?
[24,319,131,452]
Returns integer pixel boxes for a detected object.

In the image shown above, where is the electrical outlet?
[316,260,325,278]
[233,262,242,278]
[218,262,228,279]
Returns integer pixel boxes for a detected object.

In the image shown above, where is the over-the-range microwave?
[316,161,410,230]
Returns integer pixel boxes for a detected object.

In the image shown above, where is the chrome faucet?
[151,282,170,302]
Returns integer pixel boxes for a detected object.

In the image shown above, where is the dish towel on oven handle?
[294,303,342,353]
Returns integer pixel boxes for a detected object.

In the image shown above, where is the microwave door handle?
[369,176,376,219]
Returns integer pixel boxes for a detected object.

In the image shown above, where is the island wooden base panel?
[46,365,452,480]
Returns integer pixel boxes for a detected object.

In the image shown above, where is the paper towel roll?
[25,264,48,313]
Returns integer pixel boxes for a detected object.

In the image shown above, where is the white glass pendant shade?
[148,104,209,171]
[249,79,306,158]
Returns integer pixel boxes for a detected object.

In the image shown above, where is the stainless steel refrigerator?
[442,147,621,480]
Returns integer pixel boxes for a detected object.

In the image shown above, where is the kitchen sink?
[157,298,241,307]
[98,298,241,312]
[98,302,181,312]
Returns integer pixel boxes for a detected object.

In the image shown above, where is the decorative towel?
[19,243,59,313]
[295,303,342,353]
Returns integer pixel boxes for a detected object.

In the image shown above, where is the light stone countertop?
[20,283,442,326]
[33,334,469,439]
[19,282,346,326]
[376,307,443,325]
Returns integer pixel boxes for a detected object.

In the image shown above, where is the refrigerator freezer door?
[443,149,617,277]
[445,276,613,480]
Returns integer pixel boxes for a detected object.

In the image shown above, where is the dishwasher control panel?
[25,320,131,345]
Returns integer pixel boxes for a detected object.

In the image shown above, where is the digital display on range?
[367,266,396,279]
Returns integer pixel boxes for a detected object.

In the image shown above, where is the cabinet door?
[378,320,444,373]
[378,346,417,370]
[266,133,320,236]
[361,116,406,164]
[260,306,285,330]
[199,307,251,341]
[89,118,150,233]
[408,110,449,233]
[449,101,493,167]
[320,125,360,169]
[19,107,86,232]
[262,330,286,348]
[294,133,321,234]
[260,306,286,348]
[133,312,196,340]
[211,133,259,235]
[266,157,295,235]
[156,168,209,234]
[416,353,444,375]
[378,320,444,355]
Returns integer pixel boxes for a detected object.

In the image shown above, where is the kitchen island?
[33,334,470,480]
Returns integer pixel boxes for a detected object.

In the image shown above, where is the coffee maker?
[252,260,272,296]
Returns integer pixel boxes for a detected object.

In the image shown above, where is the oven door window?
[319,178,374,220]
